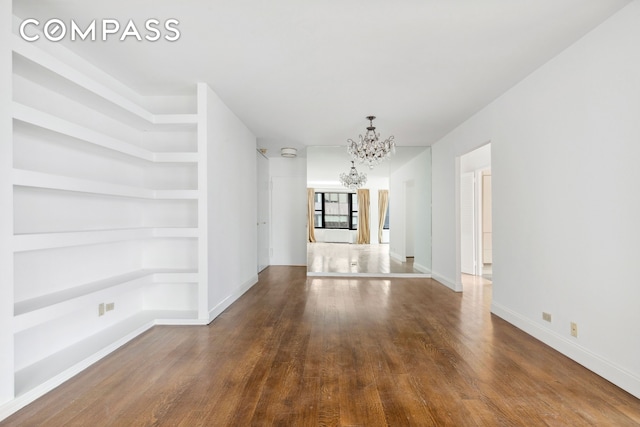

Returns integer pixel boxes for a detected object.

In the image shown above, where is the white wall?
[202,84,258,318]
[389,148,432,273]
[431,0,640,398]
[270,157,307,265]
[0,0,13,403]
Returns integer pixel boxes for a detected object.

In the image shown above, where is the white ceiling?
[13,0,631,157]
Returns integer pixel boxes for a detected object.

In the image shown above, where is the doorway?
[459,143,492,284]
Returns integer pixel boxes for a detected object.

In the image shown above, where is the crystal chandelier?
[347,115,396,169]
[339,161,367,190]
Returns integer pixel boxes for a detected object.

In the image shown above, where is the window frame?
[313,191,358,230]
[313,192,324,228]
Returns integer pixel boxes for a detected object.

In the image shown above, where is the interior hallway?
[3,266,639,426]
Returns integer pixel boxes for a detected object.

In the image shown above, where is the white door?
[460,172,475,274]
[270,176,307,266]
[482,172,492,265]
[257,152,270,272]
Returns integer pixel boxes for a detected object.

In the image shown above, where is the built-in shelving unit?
[9,33,206,402]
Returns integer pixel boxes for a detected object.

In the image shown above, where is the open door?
[481,171,492,277]
[460,172,475,274]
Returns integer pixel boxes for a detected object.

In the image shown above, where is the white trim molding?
[389,251,405,263]
[431,271,462,292]
[413,262,432,275]
[207,275,258,323]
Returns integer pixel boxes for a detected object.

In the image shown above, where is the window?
[313,192,358,230]
[383,204,390,230]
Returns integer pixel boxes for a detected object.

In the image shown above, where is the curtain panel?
[307,188,316,243]
[357,189,370,244]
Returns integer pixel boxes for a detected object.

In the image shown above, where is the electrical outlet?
[106,302,115,312]
[542,312,552,322]
[98,303,105,316]
[570,322,578,337]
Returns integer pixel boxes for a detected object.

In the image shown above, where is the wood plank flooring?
[3,266,640,426]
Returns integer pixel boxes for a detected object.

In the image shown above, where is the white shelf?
[153,310,204,325]
[153,152,199,163]
[13,103,198,164]
[13,169,198,200]
[153,189,199,200]
[14,269,198,333]
[151,228,199,238]
[14,309,200,396]
[13,102,151,160]
[153,114,198,125]
[12,36,198,126]
[13,228,198,252]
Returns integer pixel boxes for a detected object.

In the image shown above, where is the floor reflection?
[307,242,427,277]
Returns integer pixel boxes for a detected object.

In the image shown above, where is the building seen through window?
[314,192,358,230]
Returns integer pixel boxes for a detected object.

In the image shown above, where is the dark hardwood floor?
[3,266,640,426]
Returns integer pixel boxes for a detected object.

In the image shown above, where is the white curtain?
[357,189,370,244]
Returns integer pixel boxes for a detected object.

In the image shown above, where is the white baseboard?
[431,271,462,292]
[390,251,405,262]
[491,301,640,400]
[413,262,431,275]
[208,275,258,323]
